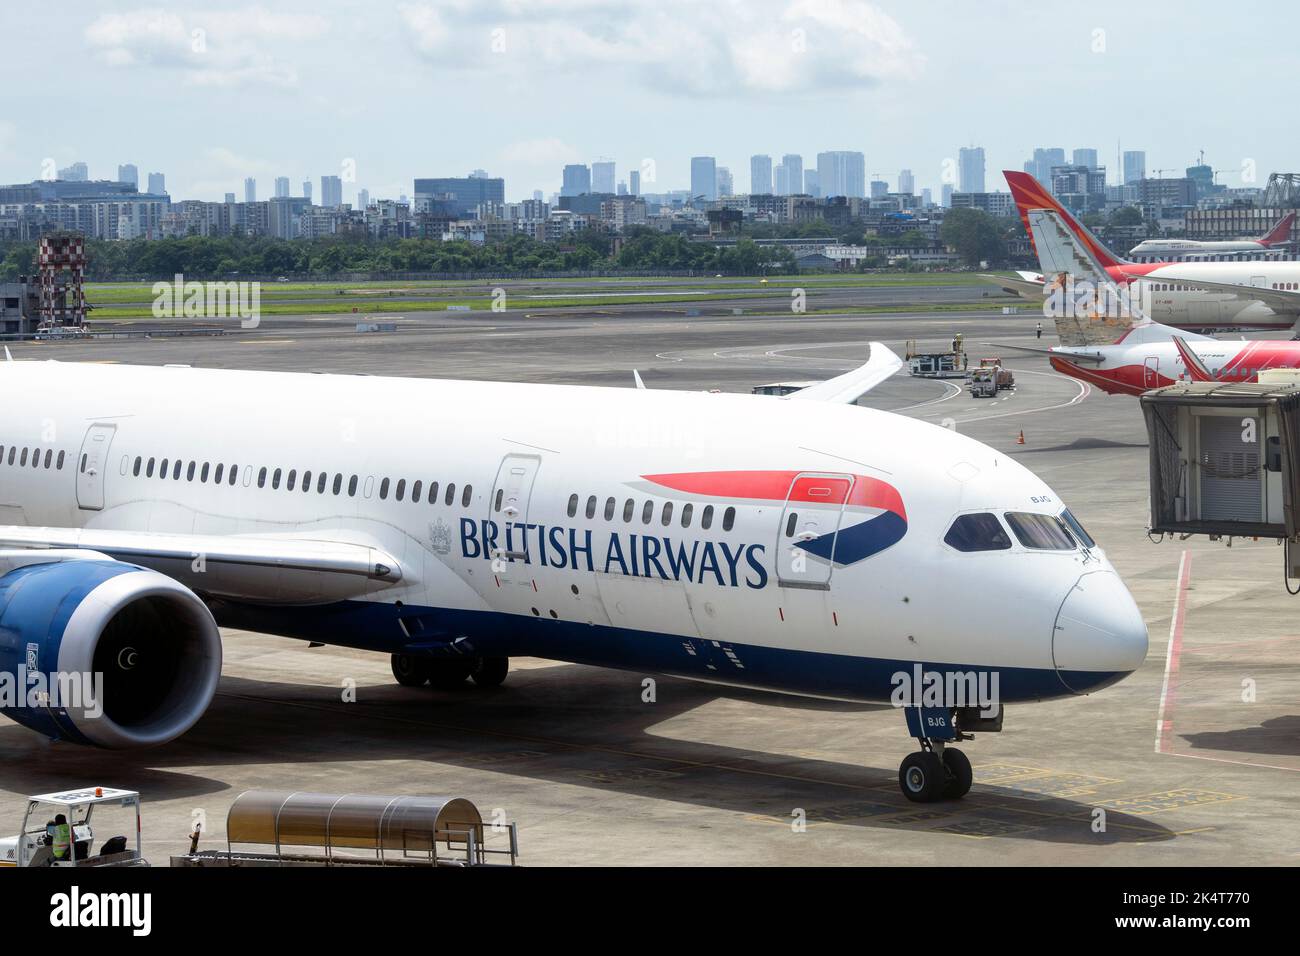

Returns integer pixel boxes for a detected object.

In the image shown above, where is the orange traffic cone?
[1016,430,1025,445]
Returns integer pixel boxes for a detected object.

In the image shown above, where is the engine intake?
[0,556,221,748]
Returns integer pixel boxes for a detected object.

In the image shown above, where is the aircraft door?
[775,472,853,590]
[75,423,117,511]
[488,453,541,561]
[1143,356,1160,389]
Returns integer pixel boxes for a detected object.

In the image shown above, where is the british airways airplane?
[0,349,1147,803]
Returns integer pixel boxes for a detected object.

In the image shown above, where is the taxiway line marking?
[1155,550,1191,754]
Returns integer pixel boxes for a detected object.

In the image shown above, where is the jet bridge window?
[1005,512,1076,551]
[944,513,1012,552]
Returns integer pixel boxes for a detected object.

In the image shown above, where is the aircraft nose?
[1052,570,1148,694]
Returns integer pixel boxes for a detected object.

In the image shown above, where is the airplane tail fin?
[1027,208,1211,349]
[1260,211,1296,247]
[1004,170,1128,269]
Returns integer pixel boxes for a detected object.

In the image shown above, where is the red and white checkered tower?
[37,234,88,328]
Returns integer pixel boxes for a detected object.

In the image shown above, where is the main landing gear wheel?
[390,653,430,687]
[941,747,973,800]
[898,751,946,803]
[470,656,509,688]
[428,659,474,690]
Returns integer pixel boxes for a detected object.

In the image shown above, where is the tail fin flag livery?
[1004,170,1127,268]
[1171,335,1215,382]
[1261,211,1297,247]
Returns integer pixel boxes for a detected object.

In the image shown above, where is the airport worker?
[1036,321,1043,339]
[51,813,70,861]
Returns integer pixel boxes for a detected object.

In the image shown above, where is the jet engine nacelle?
[0,554,221,748]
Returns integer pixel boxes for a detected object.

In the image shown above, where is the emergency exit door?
[76,423,117,511]
[489,454,540,560]
[775,473,853,590]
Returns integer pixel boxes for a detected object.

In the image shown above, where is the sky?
[1,1,1293,204]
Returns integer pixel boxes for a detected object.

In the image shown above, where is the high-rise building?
[898,169,915,195]
[302,180,313,202]
[59,162,89,182]
[816,150,866,198]
[1123,150,1146,185]
[274,176,290,198]
[591,160,616,195]
[716,167,733,197]
[413,176,505,217]
[117,164,138,188]
[561,164,591,197]
[243,177,257,203]
[781,154,803,195]
[804,169,820,198]
[941,184,954,208]
[321,175,343,208]
[1025,148,1065,184]
[921,187,933,207]
[773,163,788,196]
[628,170,640,196]
[357,188,370,210]
[147,172,166,195]
[690,156,717,202]
[1072,148,1099,171]
[750,154,772,195]
[224,192,236,204]
[958,146,986,193]
[870,180,888,199]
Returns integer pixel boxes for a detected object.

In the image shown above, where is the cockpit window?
[1059,509,1095,549]
[1005,512,1076,550]
[944,512,1012,552]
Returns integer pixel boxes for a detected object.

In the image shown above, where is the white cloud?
[396,0,921,95]
[84,6,331,88]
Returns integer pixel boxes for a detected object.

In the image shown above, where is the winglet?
[3,347,10,362]
[633,369,646,390]
[787,342,902,404]
[1261,211,1296,247]
[1171,335,1214,382]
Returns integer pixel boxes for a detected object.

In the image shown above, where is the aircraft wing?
[0,526,403,605]
[787,342,903,404]
[976,272,1044,299]
[1119,270,1300,313]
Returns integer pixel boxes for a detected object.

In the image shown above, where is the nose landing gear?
[898,705,995,803]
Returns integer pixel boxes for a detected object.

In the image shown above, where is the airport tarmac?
[1,305,1296,865]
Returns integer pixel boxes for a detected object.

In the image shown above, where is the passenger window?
[332,474,342,495]
[1005,512,1075,550]
[6,447,13,465]
[681,503,693,527]
[462,485,472,507]
[348,475,358,497]
[428,482,439,504]
[661,502,673,526]
[445,483,455,506]
[944,513,1012,552]
[567,494,578,517]
[396,479,406,502]
[187,461,196,481]
[230,464,239,486]
[701,505,714,530]
[722,507,736,531]
[215,463,224,484]
[317,472,327,494]
[412,480,422,502]
[257,467,267,488]
[641,500,653,524]
[585,495,597,519]
[272,468,282,490]
[44,449,52,469]
[287,469,296,491]
[133,456,142,477]
[785,512,798,537]
[146,457,156,477]
[604,497,616,520]
[623,498,634,522]
[201,462,210,482]
[57,450,65,470]
[380,478,390,500]
[173,460,182,480]
[495,489,504,512]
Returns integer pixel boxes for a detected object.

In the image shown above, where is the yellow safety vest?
[52,824,70,859]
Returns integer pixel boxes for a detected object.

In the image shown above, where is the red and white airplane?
[983,172,1300,333]
[1129,212,1295,261]
[1015,208,1300,396]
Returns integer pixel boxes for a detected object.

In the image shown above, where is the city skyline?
[0,2,1290,203]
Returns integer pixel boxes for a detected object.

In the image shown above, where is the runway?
[0,304,1295,866]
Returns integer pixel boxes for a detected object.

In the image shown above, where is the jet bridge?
[1140,379,1300,589]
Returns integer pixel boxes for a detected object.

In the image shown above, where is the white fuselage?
[0,360,1145,703]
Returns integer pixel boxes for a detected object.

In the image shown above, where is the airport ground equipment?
[905,339,967,378]
[968,367,998,398]
[0,787,147,867]
[976,357,1015,390]
[170,790,519,867]
[1141,380,1300,590]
